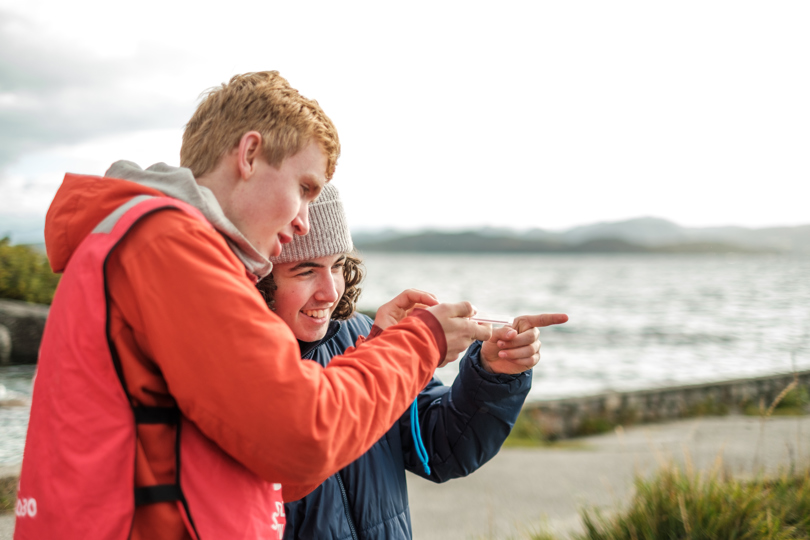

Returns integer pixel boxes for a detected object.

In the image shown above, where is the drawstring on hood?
[104,161,273,279]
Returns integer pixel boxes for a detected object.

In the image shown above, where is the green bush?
[0,237,60,305]
[685,397,730,417]
[0,476,16,514]
[745,385,810,417]
[575,416,616,437]
[566,464,810,540]
[778,386,810,412]
[504,410,549,447]
[504,411,589,450]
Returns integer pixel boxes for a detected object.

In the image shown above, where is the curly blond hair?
[257,253,365,322]
[181,71,340,180]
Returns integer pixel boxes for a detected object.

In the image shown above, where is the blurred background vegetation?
[529,461,810,540]
[0,238,59,305]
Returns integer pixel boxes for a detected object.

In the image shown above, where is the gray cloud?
[0,10,194,170]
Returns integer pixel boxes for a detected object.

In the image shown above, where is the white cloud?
[0,128,183,219]
[0,9,195,169]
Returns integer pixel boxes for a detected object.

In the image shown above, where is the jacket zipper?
[335,472,359,540]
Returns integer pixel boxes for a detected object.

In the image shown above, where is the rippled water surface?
[1,253,809,464]
[0,365,35,464]
[358,253,810,399]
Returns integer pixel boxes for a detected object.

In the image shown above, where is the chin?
[295,324,330,343]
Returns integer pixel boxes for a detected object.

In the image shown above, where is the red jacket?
[35,172,444,540]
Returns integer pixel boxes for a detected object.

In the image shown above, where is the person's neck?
[298,321,340,357]
[195,154,240,219]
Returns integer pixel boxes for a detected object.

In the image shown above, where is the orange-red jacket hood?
[45,173,163,273]
[45,161,273,277]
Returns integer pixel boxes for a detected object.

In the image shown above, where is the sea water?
[359,253,810,399]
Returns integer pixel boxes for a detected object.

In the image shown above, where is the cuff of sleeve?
[453,342,532,408]
[410,309,446,365]
[468,343,526,384]
[367,324,384,340]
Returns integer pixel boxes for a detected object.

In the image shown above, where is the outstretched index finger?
[512,313,569,334]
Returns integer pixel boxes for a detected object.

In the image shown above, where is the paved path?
[407,415,810,540]
[1,415,808,540]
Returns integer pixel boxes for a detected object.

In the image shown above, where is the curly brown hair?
[257,252,364,321]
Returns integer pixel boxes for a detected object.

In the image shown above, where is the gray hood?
[105,160,272,279]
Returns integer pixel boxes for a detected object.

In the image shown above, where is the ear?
[236,131,263,180]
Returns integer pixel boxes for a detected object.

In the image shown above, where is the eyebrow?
[288,256,346,272]
[303,175,325,198]
[289,261,323,271]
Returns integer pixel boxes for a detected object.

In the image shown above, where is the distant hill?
[555,217,810,252]
[354,218,809,254]
[356,232,567,253]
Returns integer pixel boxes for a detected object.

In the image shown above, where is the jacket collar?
[298,320,342,358]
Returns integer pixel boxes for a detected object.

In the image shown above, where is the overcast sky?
[1,0,808,242]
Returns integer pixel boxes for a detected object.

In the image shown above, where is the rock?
[0,398,28,408]
[0,325,10,365]
[0,299,49,364]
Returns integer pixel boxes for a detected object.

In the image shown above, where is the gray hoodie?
[105,160,273,279]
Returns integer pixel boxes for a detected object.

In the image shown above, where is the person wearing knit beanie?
[258,183,553,540]
[258,183,363,342]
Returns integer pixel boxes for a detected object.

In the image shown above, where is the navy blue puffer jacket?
[283,314,531,540]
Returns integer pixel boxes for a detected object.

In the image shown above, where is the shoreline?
[518,369,810,440]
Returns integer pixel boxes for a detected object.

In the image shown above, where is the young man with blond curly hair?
[15,72,489,540]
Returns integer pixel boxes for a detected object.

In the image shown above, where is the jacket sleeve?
[400,340,531,482]
[107,211,444,495]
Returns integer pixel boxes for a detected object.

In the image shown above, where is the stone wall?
[0,299,49,365]
[521,370,810,440]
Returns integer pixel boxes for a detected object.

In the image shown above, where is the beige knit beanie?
[269,183,353,265]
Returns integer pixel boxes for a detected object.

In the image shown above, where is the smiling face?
[270,253,348,342]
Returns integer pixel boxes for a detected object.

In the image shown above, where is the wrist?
[468,344,526,385]
[478,352,497,374]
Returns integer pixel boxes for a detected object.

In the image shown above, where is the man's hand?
[373,289,439,330]
[480,313,569,375]
[427,302,492,366]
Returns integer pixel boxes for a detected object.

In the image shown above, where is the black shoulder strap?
[134,484,184,506]
[133,406,180,425]
[98,200,202,536]
[132,405,184,507]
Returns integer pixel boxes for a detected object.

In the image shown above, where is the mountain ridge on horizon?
[353,216,810,236]
[353,217,810,254]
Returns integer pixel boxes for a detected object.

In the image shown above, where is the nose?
[314,272,340,304]
[291,205,310,236]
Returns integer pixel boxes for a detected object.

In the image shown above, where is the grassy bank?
[528,462,810,540]
[511,382,810,540]
[0,476,15,514]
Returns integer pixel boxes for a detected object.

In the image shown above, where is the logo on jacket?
[16,497,37,518]
[271,500,286,539]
